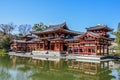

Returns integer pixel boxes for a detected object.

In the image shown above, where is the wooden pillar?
[72,44,74,54]
[60,42,63,51]
[100,45,101,55]
[107,45,109,55]
[59,42,62,51]
[59,42,61,51]
[67,44,69,53]
[55,42,56,50]
[16,43,18,51]
[58,42,61,51]
[85,48,87,55]
[103,45,104,55]
[86,48,87,55]
[43,42,45,50]
[95,46,97,55]
[78,44,80,54]
[82,47,85,55]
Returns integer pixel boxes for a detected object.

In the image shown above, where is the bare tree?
[0,23,16,37]
[18,24,32,36]
[0,23,16,35]
[8,23,15,35]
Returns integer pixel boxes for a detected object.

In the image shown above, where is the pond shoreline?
[8,52,120,63]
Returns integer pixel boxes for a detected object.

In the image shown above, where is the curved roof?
[86,25,113,31]
[48,22,69,30]
[31,22,82,35]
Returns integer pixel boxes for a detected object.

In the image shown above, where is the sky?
[0,0,120,34]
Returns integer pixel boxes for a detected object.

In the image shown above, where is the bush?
[0,49,6,56]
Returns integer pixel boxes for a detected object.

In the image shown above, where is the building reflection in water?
[11,56,115,80]
[67,60,115,80]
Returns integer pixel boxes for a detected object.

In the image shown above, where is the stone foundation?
[32,50,66,57]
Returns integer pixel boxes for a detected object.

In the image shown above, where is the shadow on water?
[0,55,120,80]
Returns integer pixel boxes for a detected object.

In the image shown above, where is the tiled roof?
[101,36,112,40]
[32,22,82,35]
[87,32,100,37]
[76,32,101,39]
[88,32,111,40]
[13,40,34,43]
[74,34,84,38]
[48,22,68,30]
[86,25,113,31]
[78,32,111,40]
[23,34,35,38]
[31,22,67,34]
[64,36,80,41]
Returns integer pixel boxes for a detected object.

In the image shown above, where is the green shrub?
[0,49,6,56]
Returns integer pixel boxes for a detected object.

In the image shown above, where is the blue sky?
[0,0,120,33]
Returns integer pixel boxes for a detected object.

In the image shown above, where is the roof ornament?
[97,23,102,26]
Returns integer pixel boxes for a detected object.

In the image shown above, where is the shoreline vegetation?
[111,26,120,56]
[0,49,6,56]
[0,22,47,56]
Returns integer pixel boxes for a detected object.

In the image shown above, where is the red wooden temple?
[11,22,113,55]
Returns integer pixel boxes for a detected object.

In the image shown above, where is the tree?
[0,36,11,50]
[18,24,32,36]
[115,28,120,49]
[0,23,16,36]
[0,23,16,50]
[118,22,120,29]
[32,22,47,31]
[111,23,120,55]
[115,23,120,50]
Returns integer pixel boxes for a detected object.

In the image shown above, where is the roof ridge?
[49,22,66,27]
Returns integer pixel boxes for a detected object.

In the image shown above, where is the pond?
[0,55,120,80]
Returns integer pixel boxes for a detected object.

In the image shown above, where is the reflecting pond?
[0,55,120,80]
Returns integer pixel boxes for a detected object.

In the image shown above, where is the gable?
[47,22,69,30]
[78,32,100,40]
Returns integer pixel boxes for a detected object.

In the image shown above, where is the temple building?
[11,22,113,56]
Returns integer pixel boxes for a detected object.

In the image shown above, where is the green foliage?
[111,28,120,56]
[111,31,117,36]
[32,22,48,31]
[115,28,120,49]
[0,36,11,50]
[0,49,6,56]
[0,23,16,51]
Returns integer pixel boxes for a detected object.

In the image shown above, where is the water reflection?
[0,56,119,80]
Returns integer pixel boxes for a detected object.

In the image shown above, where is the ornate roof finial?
[97,23,101,26]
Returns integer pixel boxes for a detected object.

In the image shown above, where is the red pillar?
[84,48,86,55]
[103,45,104,55]
[72,44,74,55]
[78,44,80,54]
[67,44,69,53]
[43,42,45,50]
[99,46,100,55]
[61,42,63,51]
